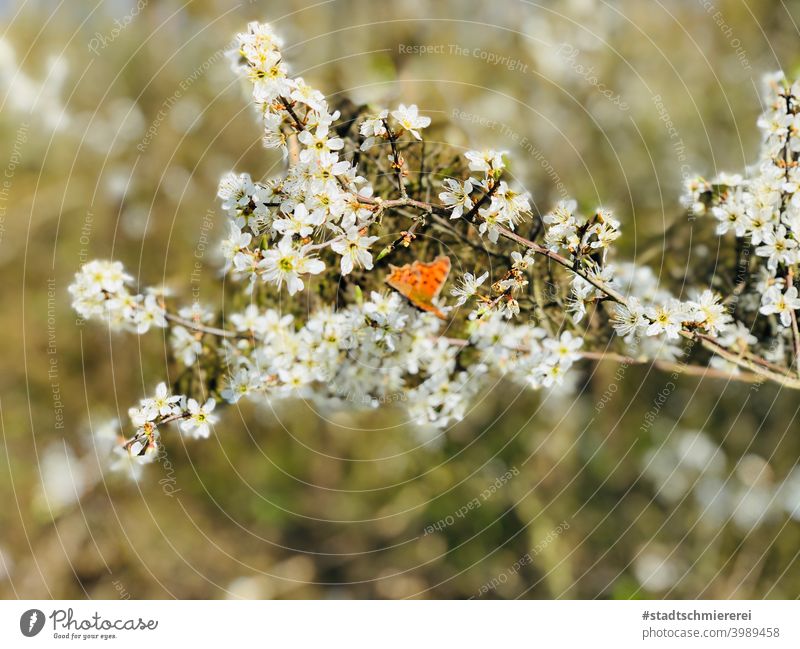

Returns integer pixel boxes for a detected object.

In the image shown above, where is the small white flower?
[248,57,291,102]
[612,297,647,340]
[272,203,325,238]
[236,22,283,65]
[133,294,167,334]
[510,250,535,271]
[290,78,328,114]
[259,237,325,295]
[646,300,688,340]
[450,271,488,306]
[588,220,621,249]
[152,382,182,417]
[760,285,800,327]
[79,260,130,294]
[501,297,520,319]
[476,206,502,243]
[718,321,758,351]
[544,200,577,226]
[128,403,157,428]
[261,112,288,151]
[222,369,260,403]
[179,398,219,439]
[221,223,253,270]
[755,225,798,271]
[109,442,158,481]
[689,290,732,337]
[439,178,474,219]
[171,326,203,366]
[544,330,583,365]
[298,124,344,160]
[544,222,580,252]
[391,104,430,140]
[233,250,261,284]
[491,181,531,227]
[217,172,255,215]
[359,110,388,150]
[465,149,506,174]
[330,227,378,275]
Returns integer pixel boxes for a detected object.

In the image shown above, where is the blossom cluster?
[610,275,731,352]
[216,23,443,295]
[543,199,621,255]
[469,315,583,389]
[534,200,735,358]
[440,149,532,243]
[446,249,536,321]
[215,293,580,434]
[68,260,166,333]
[117,382,219,477]
[686,73,800,352]
[68,21,800,481]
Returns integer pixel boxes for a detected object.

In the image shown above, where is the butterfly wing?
[417,256,451,299]
[386,256,451,319]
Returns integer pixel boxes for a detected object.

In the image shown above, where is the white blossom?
[760,285,800,327]
[330,227,378,275]
[259,236,325,294]
[391,104,430,140]
[179,398,219,439]
[450,271,488,306]
[439,178,474,219]
[465,149,506,173]
[645,300,688,340]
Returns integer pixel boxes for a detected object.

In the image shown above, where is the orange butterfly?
[385,255,451,319]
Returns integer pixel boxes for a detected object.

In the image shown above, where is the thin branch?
[374,216,425,264]
[278,95,306,133]
[578,350,765,384]
[383,119,407,198]
[287,133,301,165]
[694,332,795,377]
[494,224,628,303]
[164,312,240,339]
[687,332,800,388]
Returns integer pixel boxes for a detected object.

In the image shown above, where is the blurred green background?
[2,0,800,599]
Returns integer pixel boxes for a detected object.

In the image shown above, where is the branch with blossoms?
[69,22,800,480]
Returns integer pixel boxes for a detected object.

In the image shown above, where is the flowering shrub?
[70,22,800,479]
